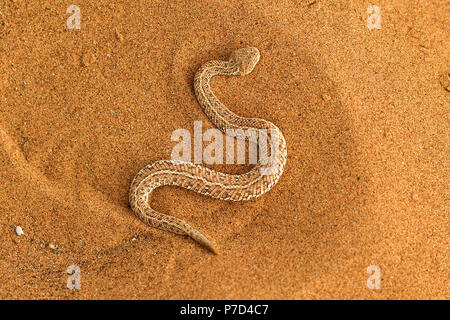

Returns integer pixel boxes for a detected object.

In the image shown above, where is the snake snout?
[229,46,260,76]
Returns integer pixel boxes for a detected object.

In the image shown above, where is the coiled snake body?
[129,47,287,253]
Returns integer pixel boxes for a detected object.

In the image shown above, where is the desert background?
[0,0,448,299]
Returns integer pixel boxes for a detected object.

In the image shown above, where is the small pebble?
[322,94,331,101]
[15,226,24,236]
[48,243,57,250]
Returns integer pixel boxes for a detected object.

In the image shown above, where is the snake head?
[229,47,260,76]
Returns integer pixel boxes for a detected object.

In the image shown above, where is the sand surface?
[0,0,448,299]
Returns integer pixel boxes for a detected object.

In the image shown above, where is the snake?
[129,47,287,254]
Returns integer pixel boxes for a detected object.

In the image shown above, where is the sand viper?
[129,47,287,253]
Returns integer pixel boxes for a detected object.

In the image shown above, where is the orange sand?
[0,0,448,299]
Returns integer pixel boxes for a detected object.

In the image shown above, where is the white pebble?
[15,226,24,236]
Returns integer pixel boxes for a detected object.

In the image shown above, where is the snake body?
[129,47,287,253]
